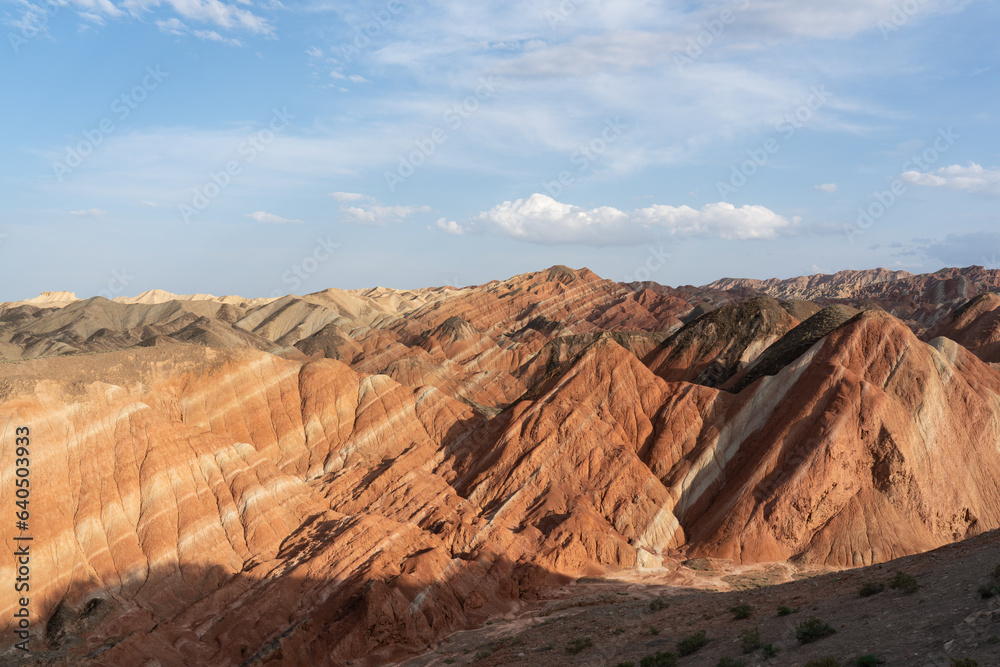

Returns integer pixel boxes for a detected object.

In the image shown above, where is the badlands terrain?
[3,264,1000,665]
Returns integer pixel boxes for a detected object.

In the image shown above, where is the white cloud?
[141,201,159,207]
[438,194,798,245]
[329,192,367,202]
[341,203,431,226]
[900,162,1000,196]
[247,211,303,224]
[70,208,107,218]
[815,183,838,193]
[123,0,272,34]
[436,219,465,235]
[156,17,243,45]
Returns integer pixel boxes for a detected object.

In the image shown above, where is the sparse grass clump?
[795,616,837,644]
[979,563,1000,598]
[889,571,919,594]
[676,630,710,656]
[777,605,798,616]
[565,637,593,654]
[730,603,754,620]
[639,651,678,667]
[855,656,884,666]
[738,628,762,653]
[804,659,840,667]
[859,581,885,597]
[762,643,779,658]
[474,649,491,661]
[649,597,670,611]
[717,658,746,667]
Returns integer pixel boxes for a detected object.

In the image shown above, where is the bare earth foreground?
[403,530,1000,667]
[3,265,1000,665]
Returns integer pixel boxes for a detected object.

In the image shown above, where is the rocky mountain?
[3,265,1000,665]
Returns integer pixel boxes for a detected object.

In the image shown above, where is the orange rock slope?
[2,266,1000,664]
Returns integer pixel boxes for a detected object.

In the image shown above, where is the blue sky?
[1,0,999,301]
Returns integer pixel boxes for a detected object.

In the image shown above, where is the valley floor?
[402,530,1000,667]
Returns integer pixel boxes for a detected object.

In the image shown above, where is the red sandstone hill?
[3,266,1000,664]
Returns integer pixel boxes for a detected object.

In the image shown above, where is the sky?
[1,0,999,301]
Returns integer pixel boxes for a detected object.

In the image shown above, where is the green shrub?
[730,603,754,620]
[777,605,798,616]
[859,581,884,597]
[889,571,919,593]
[855,656,884,666]
[676,630,710,656]
[612,627,625,635]
[979,582,1000,599]
[617,663,635,667]
[474,650,491,661]
[639,651,678,667]
[717,658,746,667]
[804,659,839,667]
[762,643,779,658]
[738,628,762,653]
[951,659,979,667]
[649,597,670,611]
[566,637,593,654]
[649,625,660,635]
[992,563,1000,581]
[795,617,837,644]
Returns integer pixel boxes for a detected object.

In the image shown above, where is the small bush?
[777,605,798,616]
[730,603,754,620]
[650,597,670,611]
[677,630,710,656]
[762,643,779,658]
[889,571,919,594]
[617,663,636,667]
[566,637,593,654]
[650,625,660,635]
[992,563,1000,581]
[639,651,678,667]
[859,581,885,597]
[804,659,840,667]
[796,617,837,644]
[979,582,1000,599]
[443,660,456,665]
[738,628,762,653]
[951,659,979,667]
[717,658,746,667]
[474,650,491,661]
[855,656,884,666]
[612,627,625,635]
